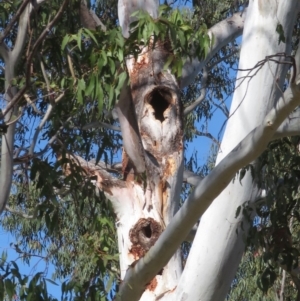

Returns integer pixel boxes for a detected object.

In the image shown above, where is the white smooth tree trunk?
[174,1,300,300]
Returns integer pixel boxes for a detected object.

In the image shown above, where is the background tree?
[1,0,300,300]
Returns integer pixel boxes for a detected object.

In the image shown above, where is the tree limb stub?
[59,154,126,196]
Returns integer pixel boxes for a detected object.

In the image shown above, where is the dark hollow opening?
[142,224,152,238]
[148,89,171,122]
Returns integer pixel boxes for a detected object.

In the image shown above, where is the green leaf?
[102,51,108,67]
[117,48,124,62]
[163,55,174,71]
[1,251,7,263]
[86,74,96,97]
[108,85,114,108]
[61,34,71,50]
[96,84,104,114]
[108,57,115,75]
[83,28,98,45]
[115,71,127,99]
[77,28,83,51]
[77,78,86,104]
[4,279,15,299]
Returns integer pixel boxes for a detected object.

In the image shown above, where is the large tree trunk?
[174,1,300,300]
[104,1,184,299]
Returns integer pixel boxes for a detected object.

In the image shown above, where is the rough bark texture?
[112,41,184,299]
[111,4,184,297]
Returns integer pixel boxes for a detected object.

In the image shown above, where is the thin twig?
[29,91,65,155]
[5,205,34,219]
[194,130,220,147]
[208,47,239,71]
[82,121,121,131]
[184,67,208,115]
[24,93,42,115]
[67,52,76,79]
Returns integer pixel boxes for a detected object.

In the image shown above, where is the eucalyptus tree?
[2,0,300,301]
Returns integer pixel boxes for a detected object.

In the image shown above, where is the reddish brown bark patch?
[129,218,162,258]
[146,276,158,291]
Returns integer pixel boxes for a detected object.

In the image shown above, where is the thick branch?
[0,1,33,215]
[273,108,300,139]
[116,80,300,301]
[118,0,159,38]
[61,154,125,194]
[0,44,9,61]
[183,169,203,186]
[80,0,106,31]
[115,82,146,173]
[181,10,246,88]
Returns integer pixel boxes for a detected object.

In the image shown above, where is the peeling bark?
[112,38,184,298]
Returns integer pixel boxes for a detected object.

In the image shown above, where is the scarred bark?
[112,40,184,298]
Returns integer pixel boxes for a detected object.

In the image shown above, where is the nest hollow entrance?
[146,87,174,122]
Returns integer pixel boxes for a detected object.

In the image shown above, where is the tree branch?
[0,43,9,62]
[183,67,208,115]
[60,154,126,197]
[116,74,300,301]
[80,0,106,31]
[193,129,220,146]
[115,81,146,173]
[28,53,65,155]
[181,10,246,88]
[24,93,42,115]
[273,107,300,139]
[118,0,159,38]
[5,205,34,219]
[82,121,121,132]
[0,1,33,215]
[183,169,203,186]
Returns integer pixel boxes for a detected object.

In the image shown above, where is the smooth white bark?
[118,0,159,38]
[0,4,31,213]
[175,1,300,300]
